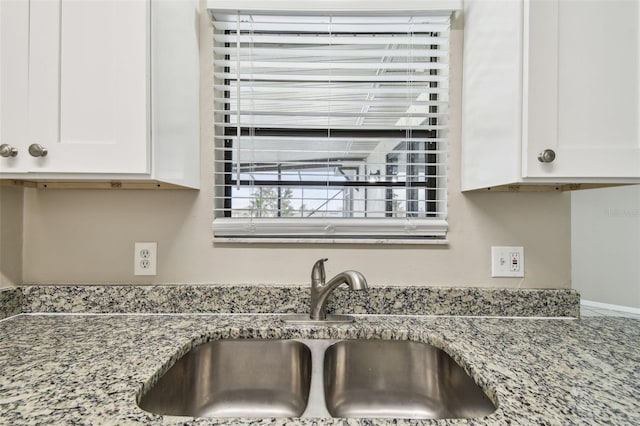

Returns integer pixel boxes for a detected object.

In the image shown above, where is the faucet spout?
[309,259,368,321]
[311,258,328,287]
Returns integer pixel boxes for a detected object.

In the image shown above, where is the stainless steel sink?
[138,338,495,420]
[138,339,312,418]
[323,339,497,419]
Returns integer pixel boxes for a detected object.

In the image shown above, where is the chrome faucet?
[309,258,368,320]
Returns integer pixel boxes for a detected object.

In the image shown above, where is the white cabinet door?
[524,0,640,179]
[0,0,30,173]
[27,0,149,174]
[462,0,640,190]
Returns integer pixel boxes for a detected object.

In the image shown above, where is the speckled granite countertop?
[1,313,638,425]
[2,285,580,318]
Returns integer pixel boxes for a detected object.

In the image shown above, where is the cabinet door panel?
[28,0,61,172]
[526,0,640,178]
[28,0,149,174]
[0,0,30,173]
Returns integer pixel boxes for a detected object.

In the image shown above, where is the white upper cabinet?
[462,0,640,191]
[0,0,200,188]
[0,0,30,174]
[28,0,148,174]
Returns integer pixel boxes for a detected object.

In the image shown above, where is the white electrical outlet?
[491,246,524,277]
[134,242,157,276]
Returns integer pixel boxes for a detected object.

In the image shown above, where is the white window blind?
[211,7,452,241]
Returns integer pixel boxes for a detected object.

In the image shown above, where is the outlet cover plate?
[134,242,157,276]
[491,246,524,278]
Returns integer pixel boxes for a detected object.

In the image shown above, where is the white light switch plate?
[491,246,524,277]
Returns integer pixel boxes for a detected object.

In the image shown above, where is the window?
[211,3,453,241]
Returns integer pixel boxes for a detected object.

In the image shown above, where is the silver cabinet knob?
[0,144,18,158]
[537,149,556,163]
[28,144,48,157]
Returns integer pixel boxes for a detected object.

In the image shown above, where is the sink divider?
[295,339,339,418]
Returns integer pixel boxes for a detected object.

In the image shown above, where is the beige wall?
[0,186,23,287]
[15,9,571,287]
[572,185,640,308]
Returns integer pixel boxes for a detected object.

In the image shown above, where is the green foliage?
[249,187,296,217]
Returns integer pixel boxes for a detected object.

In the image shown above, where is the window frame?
[210,3,457,243]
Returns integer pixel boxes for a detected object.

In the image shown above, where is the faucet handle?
[311,258,328,285]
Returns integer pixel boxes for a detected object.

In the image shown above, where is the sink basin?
[139,338,495,420]
[138,339,312,418]
[323,339,496,419]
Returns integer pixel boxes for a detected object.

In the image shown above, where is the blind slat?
[217,60,449,71]
[214,96,448,106]
[214,34,449,45]
[213,85,449,94]
[214,47,449,58]
[212,21,449,32]
[214,72,448,83]
[214,122,448,130]
[216,110,448,118]
[214,136,448,142]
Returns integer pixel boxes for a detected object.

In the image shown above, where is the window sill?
[213,237,449,245]
[212,218,448,243]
